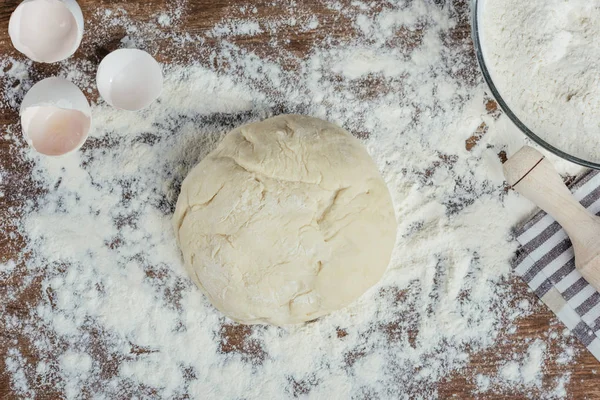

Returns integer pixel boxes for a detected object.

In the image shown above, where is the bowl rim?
[470,0,599,169]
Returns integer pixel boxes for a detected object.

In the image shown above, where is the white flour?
[0,0,584,398]
[480,0,600,163]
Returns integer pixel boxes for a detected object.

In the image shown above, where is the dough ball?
[173,115,396,325]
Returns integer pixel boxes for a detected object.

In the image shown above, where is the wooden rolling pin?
[503,146,600,291]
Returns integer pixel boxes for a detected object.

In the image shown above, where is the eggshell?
[96,49,163,111]
[21,77,91,115]
[20,77,92,156]
[9,0,84,63]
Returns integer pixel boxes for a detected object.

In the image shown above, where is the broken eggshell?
[9,0,84,63]
[20,77,92,156]
[96,49,163,111]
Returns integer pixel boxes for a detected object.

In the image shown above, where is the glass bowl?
[470,0,600,169]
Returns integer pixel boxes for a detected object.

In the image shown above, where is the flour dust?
[0,0,582,398]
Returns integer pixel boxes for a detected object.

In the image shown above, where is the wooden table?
[0,0,599,398]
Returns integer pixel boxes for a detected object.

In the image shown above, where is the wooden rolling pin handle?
[503,146,600,291]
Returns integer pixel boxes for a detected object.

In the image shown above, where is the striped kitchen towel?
[513,169,600,361]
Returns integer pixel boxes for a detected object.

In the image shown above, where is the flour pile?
[480,0,600,163]
[0,0,582,398]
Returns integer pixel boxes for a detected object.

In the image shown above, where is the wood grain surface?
[0,0,599,399]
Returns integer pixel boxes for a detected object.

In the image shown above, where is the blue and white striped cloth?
[513,170,600,361]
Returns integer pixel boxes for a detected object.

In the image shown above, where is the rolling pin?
[503,146,600,291]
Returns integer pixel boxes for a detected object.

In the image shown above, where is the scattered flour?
[557,346,576,365]
[0,260,16,278]
[500,360,521,383]
[475,374,491,392]
[521,340,547,386]
[210,21,263,37]
[551,374,570,398]
[476,340,552,396]
[157,13,172,28]
[480,0,600,163]
[0,0,583,398]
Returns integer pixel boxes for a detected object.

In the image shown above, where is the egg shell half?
[9,0,84,63]
[21,77,91,115]
[96,49,163,111]
[20,77,92,156]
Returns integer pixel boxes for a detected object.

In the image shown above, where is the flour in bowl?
[480,0,600,162]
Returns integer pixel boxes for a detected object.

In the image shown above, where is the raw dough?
[173,115,396,325]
